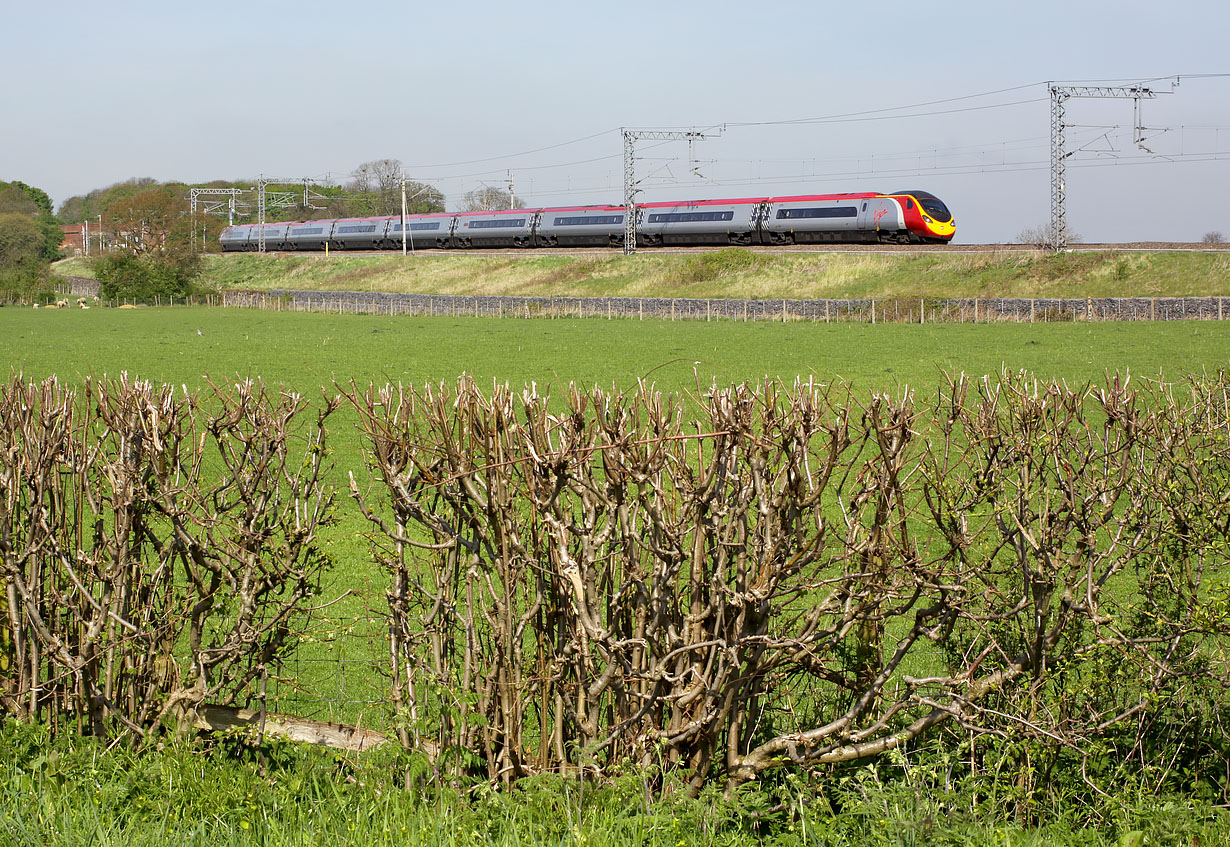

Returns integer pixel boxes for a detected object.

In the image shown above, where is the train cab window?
[905,199,914,210]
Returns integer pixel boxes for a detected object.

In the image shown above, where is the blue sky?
[3,0,1228,242]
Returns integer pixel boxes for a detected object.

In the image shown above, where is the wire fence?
[47,277,1230,323]
[220,288,1230,323]
[253,613,389,728]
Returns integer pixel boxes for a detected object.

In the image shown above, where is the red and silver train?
[219,190,954,252]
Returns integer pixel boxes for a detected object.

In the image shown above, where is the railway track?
[249,242,1230,258]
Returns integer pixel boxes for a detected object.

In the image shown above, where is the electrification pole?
[254,177,307,252]
[1049,82,1172,250]
[190,188,245,252]
[621,126,724,254]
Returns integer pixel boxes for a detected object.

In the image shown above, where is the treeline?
[55,158,526,237]
[56,159,452,234]
[0,180,63,301]
[3,371,1228,813]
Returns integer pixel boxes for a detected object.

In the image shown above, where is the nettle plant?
[351,372,1230,794]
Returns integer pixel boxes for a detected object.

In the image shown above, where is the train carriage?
[330,216,392,250]
[534,205,626,247]
[256,223,290,251]
[453,209,536,248]
[637,198,764,247]
[383,213,455,250]
[219,224,254,252]
[763,193,886,244]
[285,220,332,251]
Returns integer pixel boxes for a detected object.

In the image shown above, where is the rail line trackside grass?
[55,248,1230,300]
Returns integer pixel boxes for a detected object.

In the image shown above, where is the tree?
[1016,224,1083,249]
[0,211,52,300]
[0,213,45,268]
[461,185,517,212]
[93,250,202,300]
[0,182,62,260]
[8,181,53,217]
[347,159,445,217]
[57,177,159,224]
[0,185,40,217]
[104,186,193,254]
[1203,231,1225,244]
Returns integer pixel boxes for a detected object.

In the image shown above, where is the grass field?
[9,304,1230,391]
[54,247,1230,301]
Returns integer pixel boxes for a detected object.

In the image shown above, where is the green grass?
[54,247,1230,300]
[3,721,1227,847]
[8,304,1230,392]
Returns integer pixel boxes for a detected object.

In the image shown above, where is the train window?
[647,211,735,223]
[392,222,442,231]
[292,228,324,236]
[337,225,378,234]
[775,207,857,220]
[467,218,527,229]
[862,203,867,211]
[553,215,623,226]
[905,199,914,210]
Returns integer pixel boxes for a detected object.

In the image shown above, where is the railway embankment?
[54,245,1230,302]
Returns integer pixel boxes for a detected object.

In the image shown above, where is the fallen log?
[192,704,390,753]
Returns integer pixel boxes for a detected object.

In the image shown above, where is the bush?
[93,249,204,301]
[0,264,53,304]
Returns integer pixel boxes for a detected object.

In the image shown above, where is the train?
[218,190,955,252]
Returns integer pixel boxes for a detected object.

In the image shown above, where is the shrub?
[93,249,204,301]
